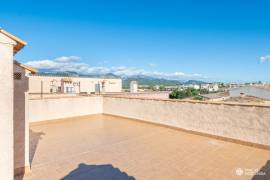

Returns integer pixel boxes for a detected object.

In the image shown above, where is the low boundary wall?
[103,96,270,147]
[17,94,270,177]
[26,95,270,147]
[28,96,103,123]
[104,91,170,99]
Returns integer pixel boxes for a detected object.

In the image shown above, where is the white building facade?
[130,81,138,93]
[201,83,219,92]
[28,75,122,94]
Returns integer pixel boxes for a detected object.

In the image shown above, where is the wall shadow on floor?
[29,129,45,165]
[252,160,270,180]
[61,163,135,180]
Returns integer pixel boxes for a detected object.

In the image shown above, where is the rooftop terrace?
[20,114,270,180]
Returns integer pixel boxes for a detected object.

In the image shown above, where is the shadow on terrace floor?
[29,129,45,165]
[61,163,135,180]
[14,130,45,180]
[253,160,270,180]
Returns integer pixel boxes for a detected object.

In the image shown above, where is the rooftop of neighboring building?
[224,95,270,104]
[14,60,38,74]
[230,84,270,92]
[256,85,270,91]
[200,92,229,99]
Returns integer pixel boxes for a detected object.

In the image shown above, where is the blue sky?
[1,0,270,82]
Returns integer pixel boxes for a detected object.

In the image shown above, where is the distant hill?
[38,69,120,79]
[38,70,80,77]
[183,80,208,85]
[122,76,182,89]
[122,76,208,89]
[37,70,207,88]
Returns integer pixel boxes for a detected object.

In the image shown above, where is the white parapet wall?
[26,95,270,147]
[28,96,103,123]
[103,96,270,147]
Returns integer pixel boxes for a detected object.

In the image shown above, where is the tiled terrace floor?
[23,114,270,180]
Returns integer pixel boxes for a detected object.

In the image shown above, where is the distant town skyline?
[1,0,270,82]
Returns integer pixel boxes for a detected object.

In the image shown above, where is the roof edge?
[0,29,27,54]
[14,60,38,74]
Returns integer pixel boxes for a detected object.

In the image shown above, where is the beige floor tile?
[24,114,270,180]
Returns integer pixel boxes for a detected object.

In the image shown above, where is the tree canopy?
[169,88,199,99]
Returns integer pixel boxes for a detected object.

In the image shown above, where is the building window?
[66,87,74,93]
[14,72,22,80]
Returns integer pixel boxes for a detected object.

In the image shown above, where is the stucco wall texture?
[0,33,15,180]
[27,95,270,146]
[28,96,103,122]
[104,91,170,99]
[103,97,270,147]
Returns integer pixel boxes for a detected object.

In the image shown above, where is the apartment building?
[200,83,219,92]
[28,75,122,94]
[14,62,122,94]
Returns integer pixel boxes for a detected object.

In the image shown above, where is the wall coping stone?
[103,95,270,108]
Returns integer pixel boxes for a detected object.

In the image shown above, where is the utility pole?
[41,80,43,99]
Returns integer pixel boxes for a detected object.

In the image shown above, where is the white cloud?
[26,56,206,80]
[26,60,59,69]
[54,56,81,63]
[259,55,270,63]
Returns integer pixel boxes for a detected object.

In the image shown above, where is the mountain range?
[38,70,207,89]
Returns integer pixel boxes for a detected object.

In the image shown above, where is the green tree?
[169,89,178,99]
[199,88,209,94]
[193,96,203,100]
[159,85,166,91]
[177,90,187,99]
[185,88,199,96]
[169,88,199,99]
